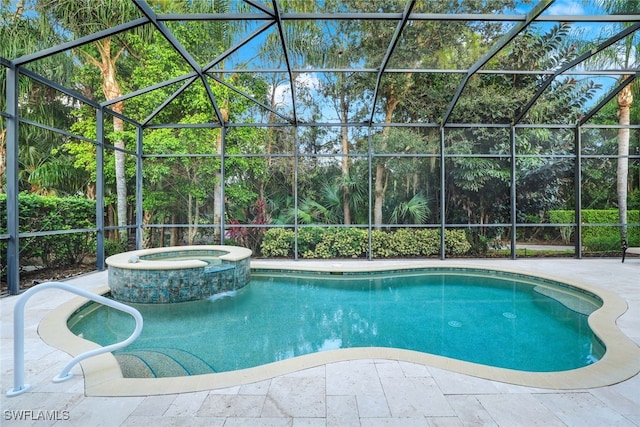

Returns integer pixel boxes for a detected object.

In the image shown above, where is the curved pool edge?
[105,245,252,270]
[38,264,640,396]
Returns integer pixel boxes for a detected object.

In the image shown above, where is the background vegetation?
[1,0,639,277]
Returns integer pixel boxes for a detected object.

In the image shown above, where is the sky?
[267,0,621,120]
[544,0,589,16]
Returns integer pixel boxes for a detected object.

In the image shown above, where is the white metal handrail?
[7,281,143,397]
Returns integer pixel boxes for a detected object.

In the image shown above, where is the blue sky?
[511,0,605,16]
[545,0,589,15]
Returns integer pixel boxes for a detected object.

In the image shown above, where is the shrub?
[371,230,393,258]
[260,227,472,258]
[549,209,640,250]
[297,227,325,258]
[388,229,422,256]
[0,194,96,268]
[445,229,473,255]
[297,228,367,258]
[260,228,295,257]
[548,210,575,245]
[415,229,441,255]
[585,235,621,252]
[227,199,270,254]
[325,228,368,258]
[105,238,128,258]
[382,228,447,256]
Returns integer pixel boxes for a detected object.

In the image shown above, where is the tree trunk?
[341,121,351,225]
[373,164,386,228]
[86,182,96,200]
[187,191,200,245]
[142,210,152,248]
[188,193,200,245]
[113,115,127,243]
[93,37,127,243]
[373,98,400,229]
[170,214,178,246]
[214,108,229,242]
[617,77,633,244]
[106,206,115,241]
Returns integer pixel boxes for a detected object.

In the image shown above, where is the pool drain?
[502,312,517,319]
[447,320,462,327]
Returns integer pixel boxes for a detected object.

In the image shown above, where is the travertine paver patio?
[2,258,639,426]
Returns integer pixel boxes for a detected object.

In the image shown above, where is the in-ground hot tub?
[105,245,252,303]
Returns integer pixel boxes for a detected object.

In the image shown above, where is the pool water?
[68,269,604,377]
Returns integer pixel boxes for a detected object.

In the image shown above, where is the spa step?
[115,348,216,378]
[204,264,235,273]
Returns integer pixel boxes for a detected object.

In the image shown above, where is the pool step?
[115,348,216,378]
[533,286,599,315]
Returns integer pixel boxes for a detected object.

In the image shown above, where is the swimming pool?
[68,268,604,378]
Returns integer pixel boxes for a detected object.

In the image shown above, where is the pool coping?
[38,262,640,396]
[105,245,252,270]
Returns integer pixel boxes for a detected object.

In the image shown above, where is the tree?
[34,0,149,242]
[0,0,77,195]
[349,0,523,228]
[317,15,365,225]
[582,101,638,210]
[589,0,640,248]
[120,14,263,246]
[255,1,325,224]
[371,127,434,227]
[442,24,599,236]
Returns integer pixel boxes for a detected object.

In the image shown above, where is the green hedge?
[0,194,96,268]
[548,209,640,251]
[261,227,471,258]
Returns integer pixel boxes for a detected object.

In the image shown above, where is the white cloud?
[546,0,586,16]
[270,72,320,107]
[270,83,292,108]
[295,72,320,90]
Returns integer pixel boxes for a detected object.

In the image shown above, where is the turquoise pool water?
[68,269,604,377]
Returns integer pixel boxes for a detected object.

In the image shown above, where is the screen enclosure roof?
[3,0,640,129]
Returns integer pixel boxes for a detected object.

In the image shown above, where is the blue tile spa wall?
[108,250,251,304]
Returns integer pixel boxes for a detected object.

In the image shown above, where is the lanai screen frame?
[2,0,640,294]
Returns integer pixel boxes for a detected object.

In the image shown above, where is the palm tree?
[389,194,431,225]
[1,0,79,195]
[617,77,634,248]
[589,0,639,249]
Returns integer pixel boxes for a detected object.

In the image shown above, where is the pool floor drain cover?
[503,312,517,319]
[448,320,462,327]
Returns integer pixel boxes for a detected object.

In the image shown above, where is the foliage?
[299,227,368,259]
[296,227,328,257]
[0,194,96,268]
[382,229,432,257]
[104,238,128,258]
[226,199,271,254]
[259,228,295,258]
[445,230,474,255]
[2,0,635,263]
[0,1,84,196]
[260,227,471,258]
[456,228,503,255]
[549,209,640,250]
[441,23,600,232]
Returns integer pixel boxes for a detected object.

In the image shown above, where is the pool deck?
[2,258,639,426]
